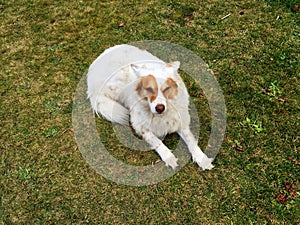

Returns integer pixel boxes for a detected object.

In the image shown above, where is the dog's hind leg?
[141,130,178,170]
[177,129,214,170]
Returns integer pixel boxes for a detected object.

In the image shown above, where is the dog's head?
[132,61,180,114]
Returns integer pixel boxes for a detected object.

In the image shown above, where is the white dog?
[87,44,214,170]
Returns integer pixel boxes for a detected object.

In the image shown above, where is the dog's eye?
[146,87,154,93]
[163,87,171,93]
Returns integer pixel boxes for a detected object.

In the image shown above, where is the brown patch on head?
[161,78,178,99]
[149,95,156,102]
[135,74,158,101]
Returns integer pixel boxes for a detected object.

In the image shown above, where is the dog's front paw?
[198,157,214,171]
[192,150,214,171]
[164,155,178,170]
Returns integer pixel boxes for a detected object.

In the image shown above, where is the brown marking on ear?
[135,75,158,101]
[135,79,143,95]
[167,62,180,69]
[162,78,178,99]
[167,62,173,67]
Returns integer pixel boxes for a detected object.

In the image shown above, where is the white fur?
[87,44,214,170]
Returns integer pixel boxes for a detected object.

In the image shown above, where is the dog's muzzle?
[149,95,167,114]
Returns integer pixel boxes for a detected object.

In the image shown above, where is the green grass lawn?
[1,0,299,224]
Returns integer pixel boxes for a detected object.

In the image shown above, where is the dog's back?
[87,45,162,98]
[87,45,163,124]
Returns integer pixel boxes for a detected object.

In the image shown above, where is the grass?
[1,0,299,224]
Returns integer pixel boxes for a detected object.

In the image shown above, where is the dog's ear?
[135,78,143,93]
[172,61,180,71]
[167,61,180,71]
[162,78,178,99]
[130,64,144,76]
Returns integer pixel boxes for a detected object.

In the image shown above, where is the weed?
[269,81,282,98]
[262,81,285,102]
[240,117,264,134]
[18,164,34,182]
[45,128,59,137]
[44,100,61,115]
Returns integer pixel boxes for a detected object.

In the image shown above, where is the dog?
[87,44,214,170]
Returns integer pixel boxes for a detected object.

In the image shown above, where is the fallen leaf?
[275,190,288,204]
[278,98,286,103]
[292,5,299,12]
[236,145,243,152]
[284,180,300,198]
[288,156,300,166]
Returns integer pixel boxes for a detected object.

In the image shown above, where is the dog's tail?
[90,95,129,125]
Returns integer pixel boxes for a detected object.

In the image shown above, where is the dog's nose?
[155,104,165,114]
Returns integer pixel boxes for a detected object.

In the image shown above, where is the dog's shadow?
[113,123,180,152]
